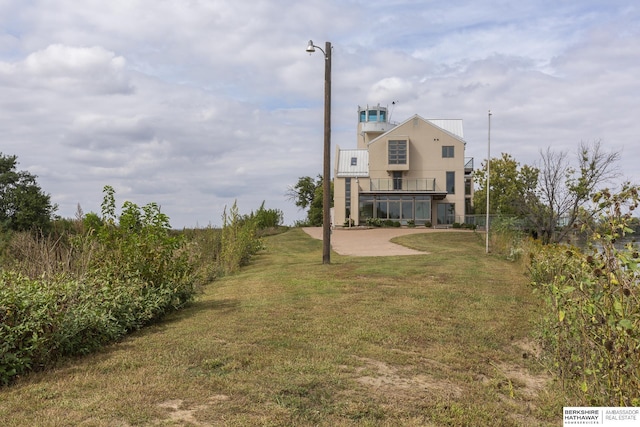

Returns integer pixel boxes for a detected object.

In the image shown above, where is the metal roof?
[336,149,369,177]
[426,119,464,140]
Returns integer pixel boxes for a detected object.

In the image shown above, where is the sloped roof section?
[336,149,369,177]
[367,115,465,146]
[427,119,464,140]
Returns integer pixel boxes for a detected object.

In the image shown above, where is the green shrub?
[246,201,283,230]
[0,186,198,385]
[529,184,640,406]
[220,201,263,275]
[366,218,383,227]
[0,271,189,386]
[93,186,195,307]
[0,188,268,386]
[180,226,222,284]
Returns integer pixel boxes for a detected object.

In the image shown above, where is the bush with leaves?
[529,183,640,406]
[219,201,263,275]
[247,201,283,230]
[92,186,196,309]
[0,186,197,385]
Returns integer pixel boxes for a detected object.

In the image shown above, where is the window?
[401,201,413,220]
[465,198,473,216]
[388,140,407,165]
[415,196,431,222]
[442,146,454,158]
[345,178,351,219]
[368,110,378,122]
[350,157,357,166]
[359,197,374,220]
[437,203,455,225]
[379,110,386,122]
[359,195,432,224]
[446,171,455,194]
[359,110,366,122]
[392,171,402,190]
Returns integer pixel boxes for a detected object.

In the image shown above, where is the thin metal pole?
[322,41,332,264]
[485,110,491,254]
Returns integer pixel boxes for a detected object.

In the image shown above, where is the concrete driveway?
[302,227,454,257]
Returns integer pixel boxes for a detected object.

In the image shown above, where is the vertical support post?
[485,110,492,254]
[322,41,332,264]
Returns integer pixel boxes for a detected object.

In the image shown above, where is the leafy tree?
[286,175,319,211]
[246,201,283,229]
[527,141,620,244]
[286,175,333,226]
[476,143,620,244]
[473,153,539,216]
[0,153,56,232]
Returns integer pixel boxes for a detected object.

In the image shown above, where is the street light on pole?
[306,40,332,264]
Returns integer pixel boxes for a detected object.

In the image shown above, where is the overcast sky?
[1,1,638,228]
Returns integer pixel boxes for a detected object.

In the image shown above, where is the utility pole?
[306,40,332,264]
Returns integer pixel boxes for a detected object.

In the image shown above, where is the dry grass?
[0,229,563,426]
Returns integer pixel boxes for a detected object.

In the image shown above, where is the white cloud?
[0,0,638,227]
[5,44,133,94]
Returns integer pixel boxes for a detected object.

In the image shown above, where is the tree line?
[473,140,621,244]
[0,153,55,233]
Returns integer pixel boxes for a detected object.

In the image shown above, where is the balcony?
[369,178,437,192]
[360,121,396,134]
[465,157,474,174]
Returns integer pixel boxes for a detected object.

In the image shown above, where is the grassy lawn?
[0,229,563,426]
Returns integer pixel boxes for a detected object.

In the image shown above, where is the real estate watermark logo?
[563,407,639,426]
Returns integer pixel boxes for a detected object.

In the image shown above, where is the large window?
[415,196,431,222]
[359,195,431,224]
[401,200,413,220]
[437,203,456,225]
[446,171,455,194]
[388,140,407,165]
[442,146,454,158]
[359,197,374,220]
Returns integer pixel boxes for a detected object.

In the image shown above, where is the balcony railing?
[465,157,474,172]
[370,178,437,192]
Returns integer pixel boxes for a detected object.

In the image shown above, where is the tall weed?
[0,188,268,386]
[2,230,97,279]
[529,183,640,406]
[486,216,537,264]
[219,201,263,275]
[179,226,222,284]
[0,186,198,385]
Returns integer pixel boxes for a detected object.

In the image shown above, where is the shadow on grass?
[12,298,243,388]
[168,297,241,321]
